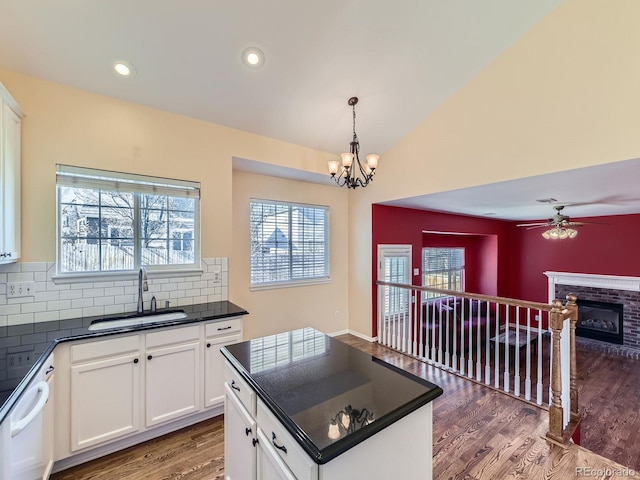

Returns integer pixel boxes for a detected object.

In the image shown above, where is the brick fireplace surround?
[545,271,640,359]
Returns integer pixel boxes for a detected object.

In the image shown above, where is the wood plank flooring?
[51,335,639,480]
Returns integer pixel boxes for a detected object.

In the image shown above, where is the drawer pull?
[245,427,252,436]
[133,358,139,364]
[147,355,153,361]
[45,365,55,375]
[231,380,240,392]
[217,325,232,331]
[206,343,211,348]
[272,432,287,454]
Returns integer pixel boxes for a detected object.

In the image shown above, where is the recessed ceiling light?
[113,60,136,77]
[241,47,265,68]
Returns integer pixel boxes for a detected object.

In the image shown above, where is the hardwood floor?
[51,335,639,479]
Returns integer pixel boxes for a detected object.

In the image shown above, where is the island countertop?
[221,327,443,464]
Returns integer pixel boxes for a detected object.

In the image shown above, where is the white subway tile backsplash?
[59,290,84,300]
[0,258,229,325]
[21,302,48,314]
[72,298,93,309]
[8,313,34,325]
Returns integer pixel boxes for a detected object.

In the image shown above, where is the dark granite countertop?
[221,327,443,465]
[0,300,248,424]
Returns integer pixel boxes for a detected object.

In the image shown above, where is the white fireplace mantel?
[544,271,640,302]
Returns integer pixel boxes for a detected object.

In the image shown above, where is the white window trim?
[249,198,330,289]
[55,164,201,279]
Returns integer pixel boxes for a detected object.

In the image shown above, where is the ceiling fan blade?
[516,222,549,227]
[525,224,554,230]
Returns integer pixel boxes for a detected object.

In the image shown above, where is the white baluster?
[485,300,491,385]
[476,301,482,382]
[504,307,510,393]
[525,308,532,401]
[536,309,544,405]
[514,308,521,397]
[494,304,500,389]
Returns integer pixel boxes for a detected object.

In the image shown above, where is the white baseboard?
[327,329,377,343]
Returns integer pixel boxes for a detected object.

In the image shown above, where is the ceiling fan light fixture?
[541,226,577,240]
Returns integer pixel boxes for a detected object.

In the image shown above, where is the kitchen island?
[222,327,443,480]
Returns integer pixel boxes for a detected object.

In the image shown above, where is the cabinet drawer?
[146,325,200,349]
[205,317,242,338]
[257,400,318,480]
[224,361,256,416]
[71,334,140,363]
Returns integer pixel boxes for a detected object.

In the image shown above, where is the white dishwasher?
[0,353,54,480]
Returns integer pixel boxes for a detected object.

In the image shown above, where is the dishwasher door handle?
[10,380,49,438]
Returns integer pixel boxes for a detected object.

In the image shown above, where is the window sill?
[250,277,330,291]
[52,267,205,285]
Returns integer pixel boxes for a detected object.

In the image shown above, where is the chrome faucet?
[137,266,148,314]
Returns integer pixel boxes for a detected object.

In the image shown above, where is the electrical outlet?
[7,281,35,298]
[212,271,221,283]
[7,351,34,369]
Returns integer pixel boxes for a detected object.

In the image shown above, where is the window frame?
[249,198,330,290]
[421,247,465,300]
[55,164,201,281]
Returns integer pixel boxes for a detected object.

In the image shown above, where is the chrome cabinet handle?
[272,432,287,454]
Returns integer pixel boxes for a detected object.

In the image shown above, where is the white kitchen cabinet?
[204,317,242,408]
[224,362,315,480]
[224,382,257,480]
[0,82,23,264]
[70,335,141,451]
[145,326,201,427]
[256,428,297,480]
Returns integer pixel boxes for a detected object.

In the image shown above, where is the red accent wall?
[509,213,640,303]
[371,205,514,335]
[371,207,640,336]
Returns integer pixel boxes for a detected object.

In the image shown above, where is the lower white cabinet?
[145,326,201,427]
[205,318,242,408]
[70,335,141,451]
[256,428,297,480]
[224,383,257,480]
[224,363,316,480]
[58,317,243,460]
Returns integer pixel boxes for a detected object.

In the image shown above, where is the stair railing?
[376,281,580,446]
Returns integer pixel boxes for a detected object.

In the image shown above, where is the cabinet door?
[145,340,201,427]
[70,353,141,451]
[224,383,257,480]
[256,428,297,480]
[0,103,21,263]
[204,333,241,408]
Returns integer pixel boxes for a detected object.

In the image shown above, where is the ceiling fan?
[516,205,597,239]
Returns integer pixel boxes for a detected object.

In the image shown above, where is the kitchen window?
[250,199,329,288]
[56,165,200,276]
[422,247,464,300]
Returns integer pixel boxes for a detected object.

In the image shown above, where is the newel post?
[566,294,580,423]
[546,298,565,444]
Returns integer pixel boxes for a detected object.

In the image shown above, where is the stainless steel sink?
[88,311,188,331]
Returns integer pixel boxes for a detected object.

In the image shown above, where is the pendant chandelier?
[327,97,379,189]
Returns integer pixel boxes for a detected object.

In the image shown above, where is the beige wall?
[348,0,640,336]
[0,69,332,263]
[232,169,349,339]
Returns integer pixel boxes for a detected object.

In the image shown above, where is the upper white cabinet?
[0,82,23,264]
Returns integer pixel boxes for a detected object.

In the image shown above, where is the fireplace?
[545,271,640,351]
[575,299,624,345]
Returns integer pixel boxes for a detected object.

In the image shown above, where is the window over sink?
[56,165,200,276]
